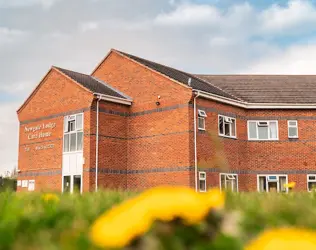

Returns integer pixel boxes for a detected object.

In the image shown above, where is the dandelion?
[42,193,60,203]
[284,182,296,189]
[89,186,225,248]
[245,228,316,250]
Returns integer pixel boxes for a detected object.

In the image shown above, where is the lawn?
[1,189,316,250]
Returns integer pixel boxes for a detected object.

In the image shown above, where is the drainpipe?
[193,91,200,192]
[95,96,101,192]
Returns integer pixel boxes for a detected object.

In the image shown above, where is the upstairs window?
[218,115,236,138]
[198,110,207,130]
[199,171,206,192]
[248,121,278,140]
[288,120,298,138]
[64,114,84,152]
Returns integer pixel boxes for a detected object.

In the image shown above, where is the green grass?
[1,191,316,250]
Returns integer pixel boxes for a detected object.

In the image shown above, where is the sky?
[1,0,316,174]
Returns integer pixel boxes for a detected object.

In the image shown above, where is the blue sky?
[1,0,316,174]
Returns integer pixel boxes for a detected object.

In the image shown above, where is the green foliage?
[0,178,16,192]
[1,191,316,249]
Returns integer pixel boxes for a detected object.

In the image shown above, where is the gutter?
[95,95,101,192]
[193,91,200,192]
[195,90,316,109]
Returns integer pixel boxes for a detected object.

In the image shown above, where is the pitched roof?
[196,75,316,104]
[115,50,238,100]
[55,67,130,100]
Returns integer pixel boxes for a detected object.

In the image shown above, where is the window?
[218,115,236,138]
[248,121,278,140]
[199,171,206,192]
[28,180,35,191]
[288,120,298,138]
[198,110,207,130]
[220,173,238,192]
[307,175,316,192]
[258,175,287,193]
[63,114,84,152]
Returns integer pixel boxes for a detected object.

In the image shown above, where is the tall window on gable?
[218,115,236,138]
[198,110,207,130]
[248,121,278,140]
[288,120,298,138]
[64,114,84,152]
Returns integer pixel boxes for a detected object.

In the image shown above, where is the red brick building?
[17,49,316,193]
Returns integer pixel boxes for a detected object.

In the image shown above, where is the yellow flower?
[284,182,296,189]
[42,193,60,203]
[89,186,225,249]
[245,228,316,250]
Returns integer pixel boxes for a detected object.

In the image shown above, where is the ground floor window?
[220,173,238,192]
[63,175,82,193]
[307,175,316,192]
[257,175,288,193]
[199,171,206,192]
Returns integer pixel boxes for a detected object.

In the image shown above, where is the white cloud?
[155,3,220,26]
[0,81,33,94]
[0,102,19,175]
[260,0,316,33]
[0,27,27,45]
[242,42,316,74]
[0,0,61,9]
[79,21,99,33]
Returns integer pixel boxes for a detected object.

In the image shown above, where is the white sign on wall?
[28,180,35,191]
[22,180,28,188]
[17,180,21,186]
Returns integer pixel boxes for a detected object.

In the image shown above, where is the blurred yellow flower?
[42,193,60,203]
[89,186,225,249]
[284,182,296,189]
[245,228,316,250]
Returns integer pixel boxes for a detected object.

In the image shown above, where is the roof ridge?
[193,74,244,102]
[114,50,238,100]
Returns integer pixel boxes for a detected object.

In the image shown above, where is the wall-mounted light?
[156,95,161,106]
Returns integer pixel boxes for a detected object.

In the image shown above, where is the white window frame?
[218,115,237,139]
[63,113,84,154]
[257,174,288,193]
[247,120,279,141]
[219,173,238,192]
[288,120,298,138]
[198,110,207,131]
[198,171,207,192]
[28,180,35,191]
[307,175,316,192]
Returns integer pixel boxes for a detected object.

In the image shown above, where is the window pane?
[77,132,83,151]
[221,174,226,189]
[63,176,70,193]
[259,176,266,192]
[199,180,206,192]
[268,182,278,192]
[224,122,230,136]
[64,134,70,152]
[219,116,224,134]
[308,182,316,192]
[258,126,269,139]
[231,120,236,137]
[76,114,83,130]
[289,127,298,137]
[269,122,277,139]
[70,133,77,151]
[279,176,287,192]
[198,117,205,130]
[289,121,297,126]
[248,122,257,139]
[309,175,316,180]
[73,175,81,193]
[69,121,75,132]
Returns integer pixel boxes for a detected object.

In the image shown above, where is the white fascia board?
[93,93,132,106]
